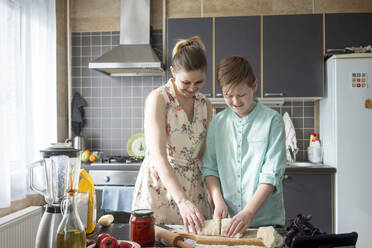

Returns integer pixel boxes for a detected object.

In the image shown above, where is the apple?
[81,152,90,162]
[89,154,97,163]
[92,151,100,160]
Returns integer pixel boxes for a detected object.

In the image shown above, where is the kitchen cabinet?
[283,171,333,233]
[325,13,372,51]
[167,18,213,97]
[263,14,323,98]
[215,16,261,98]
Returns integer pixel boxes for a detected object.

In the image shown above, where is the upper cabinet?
[263,14,324,98]
[325,13,372,51]
[167,18,213,97]
[168,13,372,100]
[215,16,261,98]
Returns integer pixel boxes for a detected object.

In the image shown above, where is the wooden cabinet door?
[167,18,213,97]
[215,16,261,98]
[263,14,323,97]
[325,13,372,51]
[283,172,333,233]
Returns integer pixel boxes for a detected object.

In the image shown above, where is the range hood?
[89,0,164,77]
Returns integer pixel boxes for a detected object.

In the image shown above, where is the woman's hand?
[225,210,254,237]
[178,199,205,234]
[212,198,228,220]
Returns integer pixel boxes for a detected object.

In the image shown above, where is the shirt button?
[238,130,242,134]
[237,160,240,163]
[238,204,241,208]
[237,144,240,148]
[237,174,240,178]
[237,190,240,193]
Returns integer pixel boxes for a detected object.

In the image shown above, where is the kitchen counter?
[82,163,336,173]
[285,164,336,173]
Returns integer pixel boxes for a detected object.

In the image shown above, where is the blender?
[30,143,81,248]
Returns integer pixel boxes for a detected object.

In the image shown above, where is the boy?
[202,56,286,237]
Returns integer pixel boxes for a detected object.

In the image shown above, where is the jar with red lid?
[130,209,155,247]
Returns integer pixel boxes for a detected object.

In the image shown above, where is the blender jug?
[30,143,81,248]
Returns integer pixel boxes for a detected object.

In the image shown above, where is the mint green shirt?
[202,101,286,227]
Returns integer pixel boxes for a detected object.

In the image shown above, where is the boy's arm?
[224,183,274,237]
[205,175,228,219]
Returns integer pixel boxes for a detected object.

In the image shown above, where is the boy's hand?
[225,210,254,237]
[213,198,228,219]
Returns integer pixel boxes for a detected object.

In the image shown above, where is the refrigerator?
[320,53,372,247]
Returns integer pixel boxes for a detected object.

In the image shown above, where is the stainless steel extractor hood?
[89,0,164,77]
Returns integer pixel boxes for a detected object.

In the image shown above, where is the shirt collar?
[229,99,261,125]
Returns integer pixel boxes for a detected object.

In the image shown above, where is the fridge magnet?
[351,72,368,88]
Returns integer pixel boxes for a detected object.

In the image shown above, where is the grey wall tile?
[72,47,81,55]
[111,119,121,129]
[101,109,111,118]
[82,88,91,97]
[102,36,111,45]
[82,47,91,57]
[102,129,111,139]
[304,118,315,128]
[92,78,100,87]
[292,107,303,118]
[82,78,91,87]
[111,129,121,139]
[304,106,314,117]
[92,36,101,46]
[72,78,81,87]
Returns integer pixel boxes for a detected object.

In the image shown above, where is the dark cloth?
[71,92,88,136]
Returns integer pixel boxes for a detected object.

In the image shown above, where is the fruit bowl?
[81,150,102,163]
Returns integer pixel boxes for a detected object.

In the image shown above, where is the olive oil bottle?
[56,229,85,248]
[56,190,86,248]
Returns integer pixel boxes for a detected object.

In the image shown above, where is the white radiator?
[0,206,43,248]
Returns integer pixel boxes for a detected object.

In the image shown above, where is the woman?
[132,36,212,233]
[202,56,286,237]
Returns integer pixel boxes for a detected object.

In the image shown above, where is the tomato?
[118,241,134,248]
[97,233,110,248]
[101,236,118,248]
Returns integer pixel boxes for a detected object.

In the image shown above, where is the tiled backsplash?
[71,31,315,160]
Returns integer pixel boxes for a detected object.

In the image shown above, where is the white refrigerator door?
[323,54,372,247]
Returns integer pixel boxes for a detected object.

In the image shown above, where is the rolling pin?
[155,226,193,248]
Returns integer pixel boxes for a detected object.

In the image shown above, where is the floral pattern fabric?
[132,79,211,224]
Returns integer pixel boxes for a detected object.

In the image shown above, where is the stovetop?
[101,155,144,164]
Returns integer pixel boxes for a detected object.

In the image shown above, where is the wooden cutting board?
[175,229,265,246]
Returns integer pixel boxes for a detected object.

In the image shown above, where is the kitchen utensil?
[30,143,81,248]
[127,133,146,158]
[174,229,264,246]
[155,226,193,248]
[73,136,86,151]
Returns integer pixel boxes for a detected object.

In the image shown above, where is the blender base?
[35,205,62,248]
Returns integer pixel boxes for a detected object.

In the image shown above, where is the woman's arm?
[144,90,204,233]
[225,183,274,237]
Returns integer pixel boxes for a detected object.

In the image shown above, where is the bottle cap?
[131,209,153,217]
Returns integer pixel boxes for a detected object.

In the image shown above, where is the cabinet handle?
[264,92,284,97]
[284,175,289,180]
[216,93,223,97]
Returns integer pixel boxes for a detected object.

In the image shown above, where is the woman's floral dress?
[132,79,211,224]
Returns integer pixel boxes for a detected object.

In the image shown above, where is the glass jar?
[130,209,155,247]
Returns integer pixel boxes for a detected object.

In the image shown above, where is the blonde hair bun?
[172,36,205,59]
